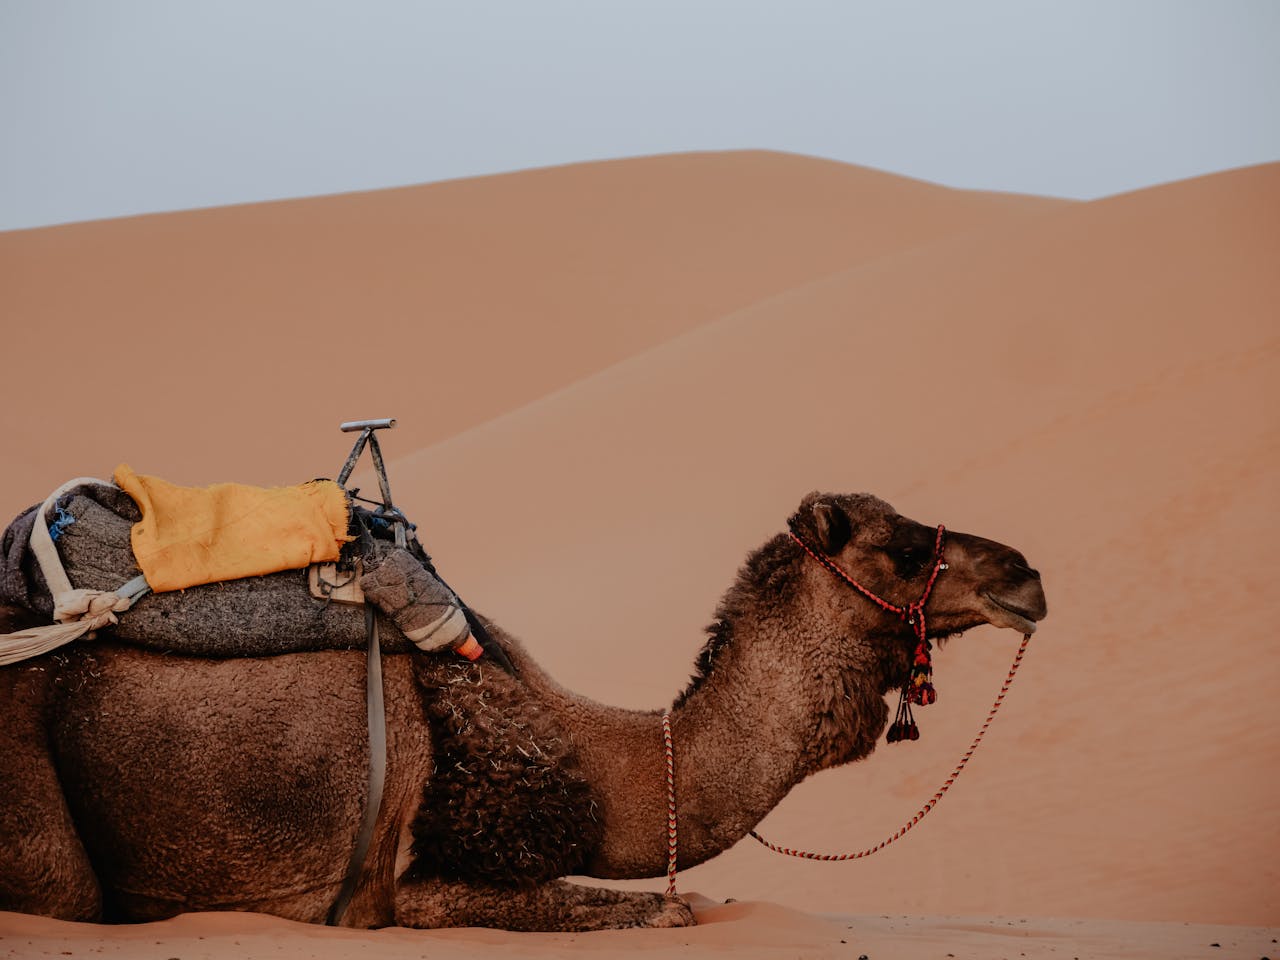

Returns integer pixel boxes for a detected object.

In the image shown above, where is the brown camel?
[0,492,1046,931]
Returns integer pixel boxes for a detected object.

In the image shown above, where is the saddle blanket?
[114,464,352,592]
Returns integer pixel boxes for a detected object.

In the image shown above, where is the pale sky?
[2,0,1278,231]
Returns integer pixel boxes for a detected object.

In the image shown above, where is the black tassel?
[887,690,917,744]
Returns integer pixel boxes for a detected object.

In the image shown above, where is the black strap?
[326,604,387,925]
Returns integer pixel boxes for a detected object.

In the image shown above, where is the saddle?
[0,419,489,666]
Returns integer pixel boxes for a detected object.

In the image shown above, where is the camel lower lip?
[984,593,1039,633]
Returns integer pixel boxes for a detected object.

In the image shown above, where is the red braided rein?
[788,524,947,644]
[792,525,949,742]
[658,523,1033,892]
[660,634,1031,890]
[748,631,1032,861]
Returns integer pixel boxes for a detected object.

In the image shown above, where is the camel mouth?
[982,592,1043,634]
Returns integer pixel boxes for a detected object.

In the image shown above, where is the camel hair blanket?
[0,483,422,658]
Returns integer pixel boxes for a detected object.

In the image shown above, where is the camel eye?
[890,545,926,578]
[893,545,918,564]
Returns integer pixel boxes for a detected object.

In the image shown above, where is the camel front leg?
[394,876,695,932]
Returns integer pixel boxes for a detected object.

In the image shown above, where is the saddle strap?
[326,603,388,925]
[0,479,152,667]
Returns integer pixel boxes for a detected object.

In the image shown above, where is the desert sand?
[3,898,1277,960]
[1,150,1277,957]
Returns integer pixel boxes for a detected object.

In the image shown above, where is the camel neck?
[655,604,888,875]
[497,549,893,881]
[658,653,817,873]
[501,667,800,881]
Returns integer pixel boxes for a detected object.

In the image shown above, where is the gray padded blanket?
[0,484,415,656]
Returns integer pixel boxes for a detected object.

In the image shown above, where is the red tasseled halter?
[658,522,1035,891]
[789,523,948,744]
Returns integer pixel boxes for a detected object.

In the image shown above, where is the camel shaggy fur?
[0,492,1046,931]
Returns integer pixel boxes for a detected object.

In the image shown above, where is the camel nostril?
[1011,560,1040,580]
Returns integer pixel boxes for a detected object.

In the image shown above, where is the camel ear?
[813,500,853,555]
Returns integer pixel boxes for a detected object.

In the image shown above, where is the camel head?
[789,491,1047,641]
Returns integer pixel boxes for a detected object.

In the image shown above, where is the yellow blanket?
[114,464,352,593]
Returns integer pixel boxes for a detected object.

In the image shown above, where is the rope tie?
[0,478,151,667]
[53,588,133,628]
[0,585,149,667]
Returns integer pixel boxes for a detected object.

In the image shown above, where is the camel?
[0,492,1046,931]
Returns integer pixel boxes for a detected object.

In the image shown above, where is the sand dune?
[0,150,1062,510]
[1,152,1276,953]
[380,162,1280,925]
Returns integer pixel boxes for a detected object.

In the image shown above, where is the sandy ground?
[1,150,1277,955]
[2,899,1276,960]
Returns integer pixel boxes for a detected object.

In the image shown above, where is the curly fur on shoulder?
[407,657,604,887]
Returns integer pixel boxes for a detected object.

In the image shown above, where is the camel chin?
[981,588,1047,635]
